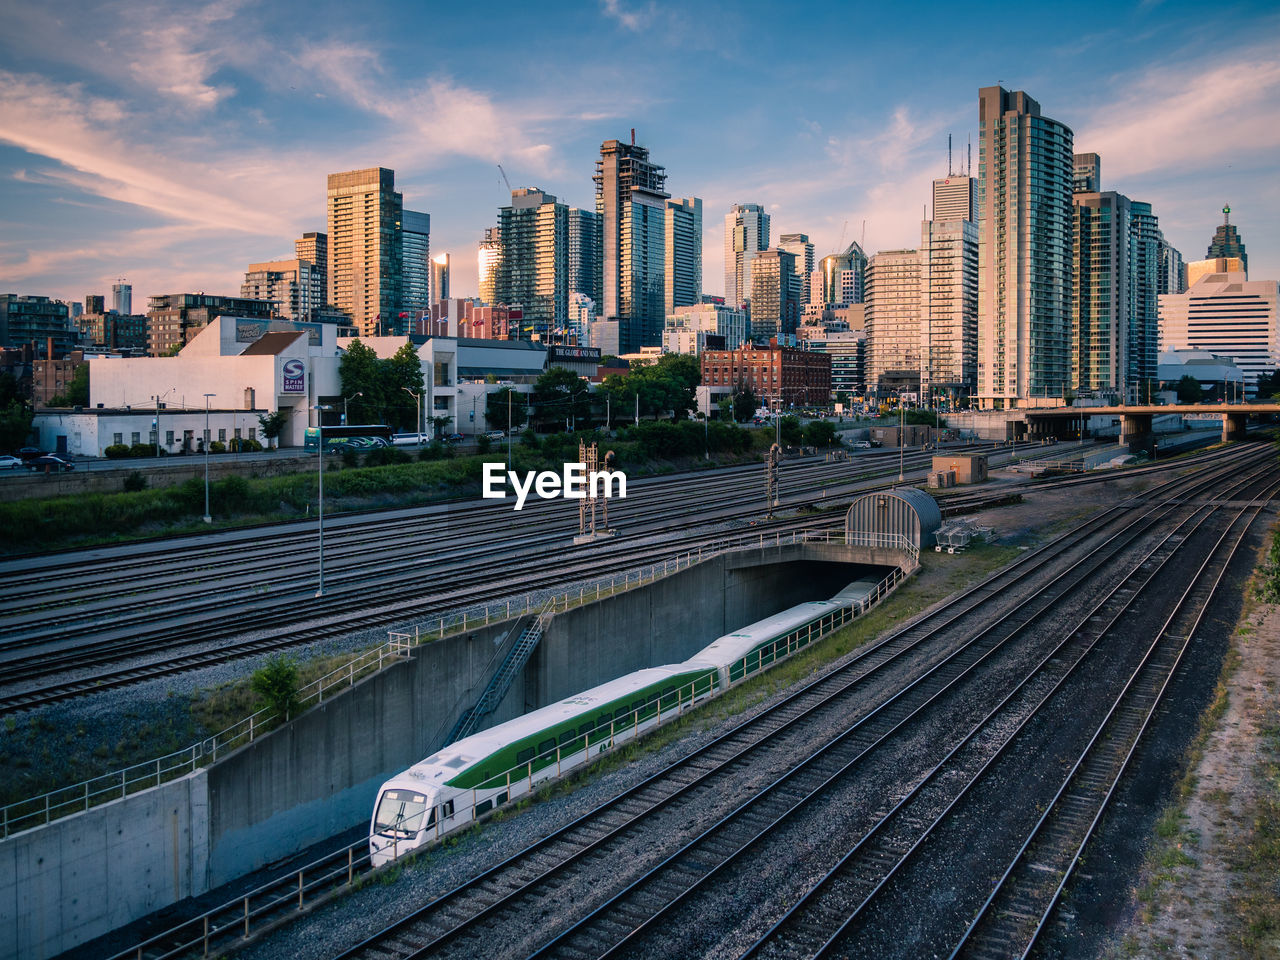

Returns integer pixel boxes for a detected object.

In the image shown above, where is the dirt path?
[1105,593,1280,958]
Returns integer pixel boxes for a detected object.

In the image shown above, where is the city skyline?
[1,0,1279,308]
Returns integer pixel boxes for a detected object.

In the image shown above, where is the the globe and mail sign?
[281,358,306,393]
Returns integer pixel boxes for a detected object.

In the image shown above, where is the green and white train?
[370,579,883,865]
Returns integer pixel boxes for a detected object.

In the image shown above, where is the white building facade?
[1158,271,1279,393]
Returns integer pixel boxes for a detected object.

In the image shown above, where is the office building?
[779,234,815,307]
[0,295,75,355]
[326,167,403,336]
[568,292,596,347]
[1073,153,1101,194]
[495,188,568,338]
[567,207,601,306]
[241,258,325,324]
[145,293,274,356]
[478,227,502,306]
[595,137,669,351]
[85,294,106,314]
[76,310,148,352]
[701,337,830,406]
[294,232,329,316]
[1159,242,1186,296]
[920,217,978,400]
[799,326,865,398]
[932,176,977,223]
[402,210,431,329]
[665,197,703,317]
[663,302,747,355]
[865,249,922,396]
[1071,191,1133,395]
[749,249,799,341]
[1206,204,1247,273]
[111,282,132,316]
[1158,270,1279,392]
[724,203,770,309]
[977,86,1074,407]
[432,253,450,303]
[1130,201,1162,394]
[815,242,867,307]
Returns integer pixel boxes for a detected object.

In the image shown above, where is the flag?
[398,312,408,318]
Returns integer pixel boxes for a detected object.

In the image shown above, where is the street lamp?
[313,403,333,597]
[202,393,214,523]
[897,390,907,483]
[343,391,362,425]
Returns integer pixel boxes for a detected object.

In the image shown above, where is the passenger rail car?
[370,577,887,864]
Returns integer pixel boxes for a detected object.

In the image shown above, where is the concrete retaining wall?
[2,547,878,960]
[0,771,208,960]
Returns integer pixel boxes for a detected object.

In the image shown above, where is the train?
[369,578,883,866]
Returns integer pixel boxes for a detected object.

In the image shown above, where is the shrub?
[209,441,227,454]
[128,443,157,458]
[212,474,251,513]
[104,444,130,459]
[122,471,147,492]
[340,448,360,468]
[363,446,411,467]
[229,437,264,453]
[420,442,450,461]
[250,655,301,720]
[520,430,540,450]
[477,435,492,454]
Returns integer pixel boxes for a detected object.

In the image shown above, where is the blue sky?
[2,0,1278,308]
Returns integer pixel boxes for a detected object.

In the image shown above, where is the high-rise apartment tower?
[326,167,403,336]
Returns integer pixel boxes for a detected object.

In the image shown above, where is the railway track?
[251,445,1273,960]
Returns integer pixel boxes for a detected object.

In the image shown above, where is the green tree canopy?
[803,420,840,447]
[338,339,425,430]
[779,415,803,446]
[49,364,89,407]
[732,383,757,422]
[486,387,528,430]
[1176,375,1203,404]
[532,366,592,430]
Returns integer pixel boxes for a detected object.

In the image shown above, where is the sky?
[1,0,1278,309]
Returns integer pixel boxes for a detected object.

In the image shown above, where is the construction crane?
[497,164,512,194]
[834,219,848,257]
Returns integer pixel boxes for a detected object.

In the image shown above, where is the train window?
[442,800,454,818]
[475,799,493,817]
[516,747,534,765]
[426,808,436,829]
[538,738,555,755]
[630,699,645,713]
[558,731,576,746]
[579,722,595,739]
[614,707,631,721]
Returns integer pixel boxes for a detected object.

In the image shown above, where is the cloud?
[600,0,655,32]
[1075,48,1280,183]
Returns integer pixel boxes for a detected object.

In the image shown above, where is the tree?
[732,383,757,422]
[0,401,33,452]
[49,364,89,407]
[779,415,803,446]
[1176,375,1203,404]
[338,339,384,423]
[429,415,452,439]
[803,420,839,448]
[386,343,425,431]
[486,387,528,430]
[532,367,592,431]
[251,655,301,720]
[257,411,289,448]
[1255,370,1280,400]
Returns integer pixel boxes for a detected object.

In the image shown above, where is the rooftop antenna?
[1223,203,1231,225]
[948,134,952,176]
[861,219,866,249]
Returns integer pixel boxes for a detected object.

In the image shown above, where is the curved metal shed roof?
[845,487,943,551]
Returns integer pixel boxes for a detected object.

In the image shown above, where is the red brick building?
[700,337,831,405]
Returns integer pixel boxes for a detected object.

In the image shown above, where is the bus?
[304,424,394,452]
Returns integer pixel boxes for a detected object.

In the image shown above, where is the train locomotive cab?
[370,782,459,866]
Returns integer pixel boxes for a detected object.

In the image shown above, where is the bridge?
[1023,403,1280,453]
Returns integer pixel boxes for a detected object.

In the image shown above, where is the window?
[165,431,174,445]
[113,433,122,445]
[537,738,555,756]
[249,428,257,441]
[515,747,534,765]
[218,429,226,442]
[131,432,140,445]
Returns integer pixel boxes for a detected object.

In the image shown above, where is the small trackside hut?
[845,487,942,555]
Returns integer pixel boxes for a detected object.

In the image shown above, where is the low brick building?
[700,337,831,406]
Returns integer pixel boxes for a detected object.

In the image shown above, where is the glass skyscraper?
[495,188,568,338]
[326,167,403,337]
[665,197,703,318]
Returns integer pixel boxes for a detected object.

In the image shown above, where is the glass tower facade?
[326,167,403,337]
[665,197,703,317]
[977,87,1074,407]
[401,210,431,332]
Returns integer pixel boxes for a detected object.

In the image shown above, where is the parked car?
[852,440,872,450]
[27,454,74,472]
[17,446,42,461]
[483,431,505,441]
[443,433,464,444]
[391,433,428,446]
[0,455,21,469]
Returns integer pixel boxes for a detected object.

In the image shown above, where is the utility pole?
[507,389,512,471]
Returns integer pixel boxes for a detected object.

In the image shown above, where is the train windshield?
[374,789,429,838]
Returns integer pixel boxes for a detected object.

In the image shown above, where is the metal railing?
[105,560,909,960]
[2,528,921,839]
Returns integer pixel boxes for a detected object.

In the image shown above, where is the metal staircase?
[445,610,550,745]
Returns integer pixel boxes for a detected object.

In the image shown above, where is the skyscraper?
[1073,153,1101,194]
[111,281,132,316]
[1130,201,1162,395]
[920,217,978,401]
[1159,242,1185,296]
[932,177,977,222]
[749,249,798,341]
[567,207,602,306]
[779,234,815,306]
[326,167,403,336]
[432,253,450,303]
[295,232,328,315]
[865,249,922,397]
[977,86,1074,408]
[665,197,703,317]
[478,228,502,306]
[725,203,770,309]
[1206,204,1247,273]
[595,137,669,352]
[1071,191,1133,395]
[495,187,568,338]
[241,259,324,323]
[401,210,431,331]
[816,242,867,307]
[1159,270,1278,391]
